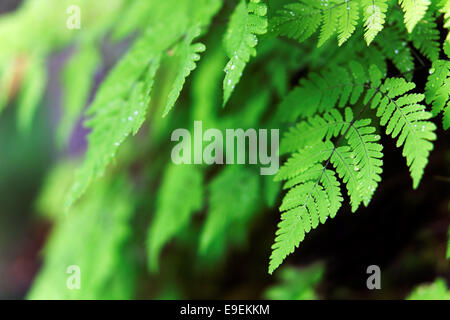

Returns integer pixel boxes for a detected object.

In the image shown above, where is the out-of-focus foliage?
[0,0,123,119]
[264,264,324,300]
[147,164,203,272]
[28,175,137,299]
[0,0,447,300]
[406,278,450,300]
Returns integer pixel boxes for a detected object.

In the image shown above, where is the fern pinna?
[270,62,437,273]
[271,0,447,47]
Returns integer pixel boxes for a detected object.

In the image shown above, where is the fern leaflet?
[370,75,436,188]
[362,0,388,45]
[163,27,206,117]
[409,10,440,62]
[270,140,342,274]
[272,0,386,46]
[399,0,431,33]
[65,42,161,209]
[426,60,450,129]
[223,0,268,106]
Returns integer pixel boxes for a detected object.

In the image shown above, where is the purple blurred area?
[0,0,21,15]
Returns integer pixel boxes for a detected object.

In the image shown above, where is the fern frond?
[425,60,450,129]
[362,0,388,45]
[163,27,206,117]
[280,109,344,154]
[271,2,322,44]
[376,23,414,75]
[277,62,368,120]
[371,76,437,188]
[270,61,438,272]
[409,11,440,62]
[439,0,450,55]
[223,0,268,106]
[275,141,335,181]
[278,62,436,188]
[336,0,360,46]
[399,0,431,33]
[318,2,339,47]
[330,109,383,209]
[440,0,450,28]
[281,108,383,210]
[270,140,342,274]
[68,49,164,201]
[147,164,203,272]
[272,0,388,46]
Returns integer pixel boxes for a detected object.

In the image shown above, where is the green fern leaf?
[270,62,438,273]
[65,37,162,209]
[371,77,437,188]
[278,62,435,188]
[336,0,360,46]
[280,108,383,211]
[376,24,414,75]
[223,0,268,106]
[426,60,450,129]
[362,0,388,45]
[399,0,431,33]
[277,62,367,120]
[407,278,450,300]
[330,109,383,209]
[270,140,342,274]
[163,27,206,117]
[275,141,334,181]
[147,164,203,272]
[439,0,450,56]
[272,0,369,47]
[410,11,440,62]
[318,3,339,47]
[271,2,321,44]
